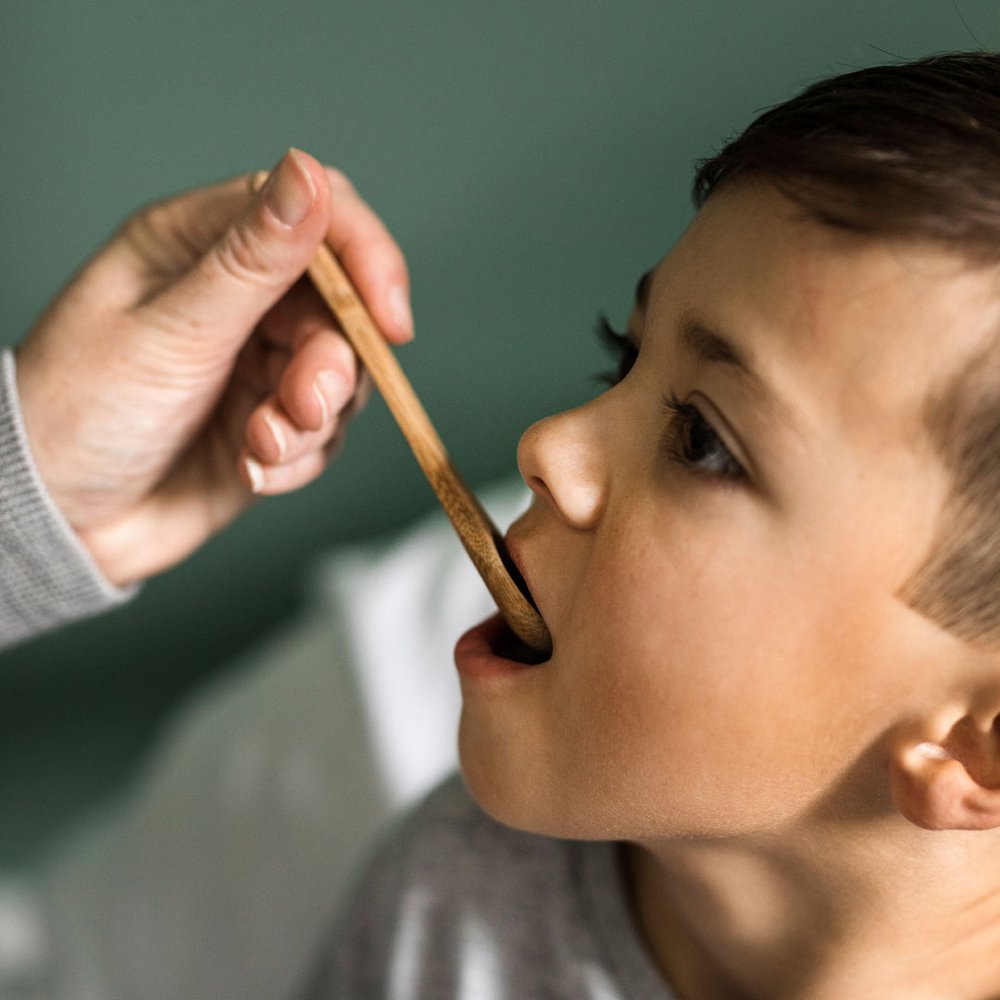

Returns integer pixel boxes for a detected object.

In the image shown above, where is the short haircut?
[691,52,1000,645]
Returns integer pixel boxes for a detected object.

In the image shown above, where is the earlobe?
[889,730,1000,831]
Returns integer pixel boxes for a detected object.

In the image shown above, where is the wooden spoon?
[251,170,552,655]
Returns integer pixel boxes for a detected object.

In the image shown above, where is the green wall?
[1,0,997,864]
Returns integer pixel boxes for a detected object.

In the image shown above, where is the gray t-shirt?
[301,774,675,999]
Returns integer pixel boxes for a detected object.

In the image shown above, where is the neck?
[627,816,1000,1000]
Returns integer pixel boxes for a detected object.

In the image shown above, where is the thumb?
[151,148,330,346]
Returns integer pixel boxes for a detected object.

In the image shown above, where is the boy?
[301,52,1000,998]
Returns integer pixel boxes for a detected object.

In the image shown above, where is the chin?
[457,722,614,841]
[457,720,562,837]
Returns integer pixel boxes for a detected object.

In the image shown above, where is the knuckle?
[324,334,359,377]
[211,222,270,289]
[120,196,209,271]
[121,196,170,247]
[128,195,170,231]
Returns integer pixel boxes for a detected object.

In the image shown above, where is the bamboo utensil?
[251,170,552,655]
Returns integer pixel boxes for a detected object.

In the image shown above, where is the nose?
[516,402,608,530]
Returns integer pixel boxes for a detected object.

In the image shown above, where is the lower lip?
[454,612,546,680]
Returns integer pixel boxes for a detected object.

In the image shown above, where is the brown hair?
[692,51,1000,645]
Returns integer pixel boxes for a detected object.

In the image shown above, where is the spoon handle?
[253,173,551,653]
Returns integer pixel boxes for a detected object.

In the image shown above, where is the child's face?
[456,181,1000,841]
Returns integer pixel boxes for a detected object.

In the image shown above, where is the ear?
[889,714,1000,831]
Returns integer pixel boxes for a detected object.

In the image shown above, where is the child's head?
[454,52,1000,845]
[692,52,1000,649]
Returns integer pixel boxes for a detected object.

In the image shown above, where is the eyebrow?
[679,313,760,382]
[633,266,781,410]
[632,270,765,394]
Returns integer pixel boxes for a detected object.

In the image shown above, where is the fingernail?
[916,742,951,760]
[388,285,414,339]
[314,370,350,424]
[262,411,286,461]
[244,457,265,493]
[262,149,315,228]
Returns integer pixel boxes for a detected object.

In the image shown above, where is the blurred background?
[0,0,997,881]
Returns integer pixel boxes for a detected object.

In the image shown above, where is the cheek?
[546,534,879,837]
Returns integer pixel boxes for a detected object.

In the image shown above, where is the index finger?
[322,167,413,345]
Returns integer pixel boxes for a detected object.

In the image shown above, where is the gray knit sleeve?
[0,349,133,650]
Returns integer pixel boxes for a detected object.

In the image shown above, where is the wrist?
[11,346,151,587]
[0,349,137,601]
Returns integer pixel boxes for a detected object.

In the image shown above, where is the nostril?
[524,462,603,530]
[526,474,549,499]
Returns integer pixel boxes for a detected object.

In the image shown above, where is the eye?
[595,313,638,386]
[662,393,745,483]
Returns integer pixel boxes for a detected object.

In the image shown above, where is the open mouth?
[489,614,551,665]
[455,537,552,675]
[455,610,552,678]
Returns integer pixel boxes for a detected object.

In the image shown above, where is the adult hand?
[15,149,412,586]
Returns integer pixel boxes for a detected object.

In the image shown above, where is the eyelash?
[660,394,744,483]
[595,314,745,484]
[595,314,638,386]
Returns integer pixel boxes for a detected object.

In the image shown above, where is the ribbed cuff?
[0,349,135,650]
